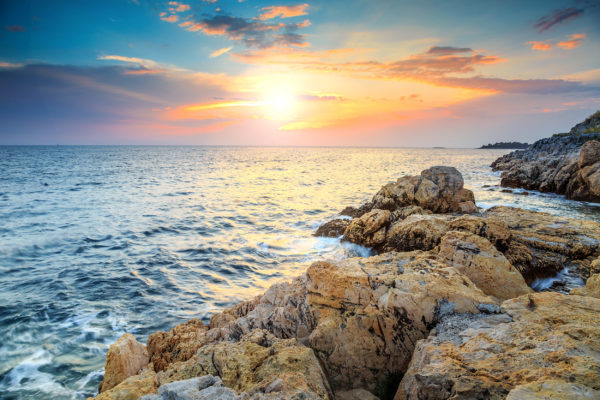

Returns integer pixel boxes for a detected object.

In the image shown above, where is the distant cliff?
[479,142,529,149]
[491,111,600,202]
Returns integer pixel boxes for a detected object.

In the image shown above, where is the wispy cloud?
[557,33,586,49]
[526,41,552,51]
[209,46,233,58]
[98,55,159,69]
[533,7,584,32]
[258,4,309,20]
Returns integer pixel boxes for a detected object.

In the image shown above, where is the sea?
[1,146,599,399]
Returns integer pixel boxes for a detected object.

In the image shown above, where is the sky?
[0,0,599,146]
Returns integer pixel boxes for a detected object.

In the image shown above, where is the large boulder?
[93,368,158,400]
[371,166,477,214]
[395,292,600,399]
[436,231,532,301]
[99,333,149,393]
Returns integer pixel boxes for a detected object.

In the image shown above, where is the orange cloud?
[526,41,552,51]
[160,14,178,23]
[258,4,309,20]
[168,2,190,12]
[557,33,586,49]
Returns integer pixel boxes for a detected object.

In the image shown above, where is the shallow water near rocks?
[1,146,598,399]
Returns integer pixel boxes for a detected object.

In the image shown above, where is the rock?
[395,292,600,399]
[579,140,600,168]
[157,376,237,400]
[343,209,391,247]
[383,215,451,252]
[314,218,350,237]
[345,166,476,217]
[147,319,208,372]
[506,380,600,400]
[157,330,332,400]
[99,333,149,393]
[305,252,494,397]
[491,111,600,202]
[571,273,600,298]
[436,231,532,301]
[335,388,381,400]
[484,206,600,282]
[93,368,158,400]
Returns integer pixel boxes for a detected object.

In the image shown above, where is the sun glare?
[263,88,298,120]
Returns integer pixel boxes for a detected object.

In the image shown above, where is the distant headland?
[479,142,529,149]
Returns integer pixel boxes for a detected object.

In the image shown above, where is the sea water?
[1,146,598,399]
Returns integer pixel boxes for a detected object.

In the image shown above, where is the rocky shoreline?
[491,111,600,202]
[90,167,600,400]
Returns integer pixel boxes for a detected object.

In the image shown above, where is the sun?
[263,87,298,121]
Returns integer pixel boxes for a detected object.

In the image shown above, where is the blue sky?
[1,0,599,145]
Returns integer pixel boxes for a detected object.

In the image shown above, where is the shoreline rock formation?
[491,111,600,202]
[90,166,600,400]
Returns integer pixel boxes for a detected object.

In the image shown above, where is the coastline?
[90,166,600,400]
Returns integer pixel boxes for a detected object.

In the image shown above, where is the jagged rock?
[395,292,600,400]
[484,206,600,282]
[147,319,208,372]
[314,218,350,237]
[157,330,332,399]
[491,111,600,202]
[99,333,149,393]
[436,231,532,301]
[571,273,600,298]
[305,252,494,397]
[93,368,158,400]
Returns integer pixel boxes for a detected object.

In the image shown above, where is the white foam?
[1,348,75,398]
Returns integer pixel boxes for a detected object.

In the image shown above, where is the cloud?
[533,7,584,32]
[168,2,190,12]
[5,25,26,32]
[258,4,309,20]
[557,33,586,49]
[98,55,159,70]
[179,14,309,48]
[526,41,552,51]
[160,13,179,23]
[426,46,472,55]
[209,46,233,58]
[0,61,24,68]
[0,63,239,143]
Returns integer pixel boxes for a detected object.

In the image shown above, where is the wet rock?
[99,333,149,393]
[395,292,600,399]
[437,231,532,301]
[314,218,350,238]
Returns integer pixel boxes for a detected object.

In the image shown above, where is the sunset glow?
[0,1,599,146]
